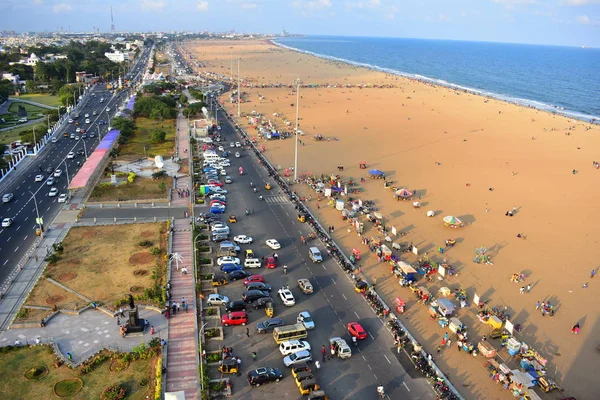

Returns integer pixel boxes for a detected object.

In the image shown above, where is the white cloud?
[565,0,600,5]
[240,2,257,8]
[384,5,398,20]
[345,0,380,9]
[460,11,468,17]
[197,0,209,11]
[33,0,44,4]
[53,3,72,13]
[576,14,590,23]
[140,0,166,10]
[438,13,449,21]
[293,0,332,11]
[492,0,536,10]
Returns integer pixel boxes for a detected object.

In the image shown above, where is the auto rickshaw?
[212,274,228,287]
[297,213,306,223]
[294,370,315,387]
[265,301,274,317]
[218,358,238,374]
[538,376,562,393]
[265,182,272,190]
[299,379,320,395]
[291,363,311,379]
[354,280,368,294]
[229,215,237,223]
[308,390,329,400]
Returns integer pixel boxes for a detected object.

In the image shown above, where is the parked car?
[243,290,270,303]
[225,300,246,312]
[283,350,312,367]
[244,274,265,285]
[207,293,229,306]
[217,256,240,266]
[297,311,315,330]
[220,263,243,273]
[247,367,283,387]
[256,318,284,334]
[252,297,274,310]
[246,282,272,292]
[226,270,250,281]
[221,311,248,327]
[279,340,312,356]
[234,235,253,244]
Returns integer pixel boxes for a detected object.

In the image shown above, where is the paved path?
[0,307,165,364]
[165,112,199,399]
[172,113,191,209]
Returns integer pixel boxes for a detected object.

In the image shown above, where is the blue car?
[220,263,243,273]
[222,151,229,157]
[204,167,217,172]
[210,207,226,214]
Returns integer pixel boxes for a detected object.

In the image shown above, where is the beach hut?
[443,215,463,227]
[395,188,413,199]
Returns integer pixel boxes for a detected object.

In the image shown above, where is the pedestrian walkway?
[165,219,198,399]
[264,195,290,204]
[172,113,190,209]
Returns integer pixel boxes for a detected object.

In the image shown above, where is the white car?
[210,223,228,231]
[217,256,240,266]
[283,349,312,367]
[51,138,58,143]
[220,169,227,176]
[68,119,74,123]
[225,176,233,184]
[218,160,231,167]
[76,127,81,133]
[58,193,67,203]
[209,194,226,201]
[35,175,43,182]
[266,239,281,250]
[218,146,225,151]
[206,293,229,306]
[46,177,55,186]
[211,188,228,195]
[1,218,13,228]
[235,142,241,147]
[84,113,89,118]
[297,311,315,330]
[278,288,295,307]
[279,340,312,356]
[67,152,75,159]
[53,169,62,177]
[230,142,235,148]
[49,188,58,197]
[234,235,253,244]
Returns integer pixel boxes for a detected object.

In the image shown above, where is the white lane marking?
[23,235,28,241]
[368,364,372,370]
[3,260,7,265]
[7,236,11,241]
[373,373,378,380]
[322,264,326,270]
[24,217,29,221]
[354,311,360,319]
[403,382,410,392]
[362,355,367,361]
[384,355,391,364]
[332,278,336,285]
[369,331,375,340]
[14,246,19,252]
[342,293,347,300]
[16,225,20,231]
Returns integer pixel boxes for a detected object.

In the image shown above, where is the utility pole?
[237,58,241,117]
[29,191,43,233]
[294,78,302,181]
[32,125,37,152]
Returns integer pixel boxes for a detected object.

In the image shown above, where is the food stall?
[478,340,497,358]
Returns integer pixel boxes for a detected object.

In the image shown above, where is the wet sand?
[184,39,600,399]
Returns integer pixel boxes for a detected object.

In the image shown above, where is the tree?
[112,116,136,139]
[0,79,14,102]
[151,130,166,144]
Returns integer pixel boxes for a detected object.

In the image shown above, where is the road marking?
[14,246,19,252]
[23,235,28,241]
[354,311,360,319]
[403,382,410,392]
[7,236,11,241]
[3,260,7,266]
[384,355,391,364]
[369,331,375,340]
[16,225,20,231]
[367,364,372,370]
[373,373,378,380]
[362,355,367,361]
[331,278,336,285]
[322,264,326,270]
[342,293,347,300]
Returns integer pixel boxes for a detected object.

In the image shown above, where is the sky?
[0,0,599,47]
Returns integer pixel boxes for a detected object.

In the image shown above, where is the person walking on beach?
[591,269,596,279]
[535,301,541,310]
[519,286,525,294]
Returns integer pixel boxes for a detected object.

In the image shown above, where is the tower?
[110,6,115,33]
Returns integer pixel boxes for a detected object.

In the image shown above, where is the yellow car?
[229,215,237,223]
[245,249,255,259]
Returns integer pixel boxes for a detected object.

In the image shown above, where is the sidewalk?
[165,113,199,399]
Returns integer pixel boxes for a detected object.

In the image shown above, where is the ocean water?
[274,36,600,121]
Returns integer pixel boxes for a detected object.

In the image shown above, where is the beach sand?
[184,39,600,399]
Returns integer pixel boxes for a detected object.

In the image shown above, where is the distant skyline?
[0,0,598,47]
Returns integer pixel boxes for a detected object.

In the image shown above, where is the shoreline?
[270,38,600,124]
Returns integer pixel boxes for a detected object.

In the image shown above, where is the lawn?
[12,94,61,107]
[89,175,169,202]
[42,224,168,308]
[0,346,156,400]
[0,121,47,145]
[117,117,176,161]
[24,278,85,311]
[8,101,49,115]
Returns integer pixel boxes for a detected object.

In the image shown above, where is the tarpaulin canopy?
[369,169,384,175]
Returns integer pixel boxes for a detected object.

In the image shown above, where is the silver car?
[283,349,312,367]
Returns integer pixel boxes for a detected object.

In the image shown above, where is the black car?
[46,166,54,174]
[245,282,272,292]
[225,300,246,312]
[226,270,250,281]
[253,297,274,310]
[256,318,284,333]
[243,290,270,303]
[247,367,283,387]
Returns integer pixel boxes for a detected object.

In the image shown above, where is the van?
[204,153,220,162]
[309,247,323,263]
[18,117,28,123]
[244,258,261,269]
[279,340,312,356]
[212,227,230,236]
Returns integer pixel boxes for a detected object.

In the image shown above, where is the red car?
[244,275,265,285]
[221,311,248,327]
[347,322,367,340]
[208,180,223,187]
[80,129,86,133]
[266,257,277,269]
[210,200,226,206]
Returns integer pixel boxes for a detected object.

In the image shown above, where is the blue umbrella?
[369,169,384,175]
[330,187,343,192]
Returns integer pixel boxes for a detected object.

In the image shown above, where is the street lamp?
[81,139,88,159]
[62,159,70,184]
[29,191,42,234]
[294,78,302,181]
[199,321,209,394]
[32,125,37,154]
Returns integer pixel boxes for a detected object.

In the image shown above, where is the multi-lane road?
[199,98,436,400]
[0,46,152,286]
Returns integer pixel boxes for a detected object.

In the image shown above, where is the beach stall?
[369,169,386,179]
[449,317,465,334]
[436,298,456,317]
[395,188,413,199]
[478,340,497,358]
[443,215,464,228]
[396,261,418,282]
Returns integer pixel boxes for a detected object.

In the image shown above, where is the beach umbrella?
[395,188,413,198]
[369,169,384,175]
[442,216,463,227]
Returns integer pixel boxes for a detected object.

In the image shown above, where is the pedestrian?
[246,327,250,337]
[535,301,541,310]
[172,303,177,316]
[321,345,326,361]
[66,352,72,360]
[117,317,120,325]
[35,254,38,262]
[236,357,241,367]
[592,269,596,279]
[181,297,185,306]
[251,352,257,361]
[436,345,442,353]
[176,302,180,311]
[184,303,189,313]
[443,332,449,342]
[571,323,580,334]
[519,286,525,294]
[315,360,321,371]
[526,284,531,292]
[457,341,462,352]
[161,339,166,346]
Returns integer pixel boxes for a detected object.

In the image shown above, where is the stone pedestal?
[125,306,145,334]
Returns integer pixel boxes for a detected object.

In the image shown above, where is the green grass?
[0,122,47,145]
[12,94,61,107]
[117,117,176,161]
[8,102,48,114]
[89,176,169,202]
[0,346,155,400]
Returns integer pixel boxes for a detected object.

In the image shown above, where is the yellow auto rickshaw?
[299,379,320,395]
[294,371,315,387]
[218,358,238,374]
[297,213,306,223]
[354,280,368,294]
[229,215,237,223]
[265,301,274,317]
[265,183,271,190]
[308,391,329,400]
[212,274,228,287]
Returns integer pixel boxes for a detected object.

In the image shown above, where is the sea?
[274,36,600,122]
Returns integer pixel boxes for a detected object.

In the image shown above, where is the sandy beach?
[184,39,600,399]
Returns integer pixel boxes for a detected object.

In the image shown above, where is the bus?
[273,323,307,344]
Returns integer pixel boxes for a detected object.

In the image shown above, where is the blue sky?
[0,0,598,47]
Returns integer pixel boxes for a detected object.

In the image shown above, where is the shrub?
[98,182,113,188]
[101,384,126,400]
[127,172,136,183]
[138,240,154,247]
[152,170,166,178]
[150,130,166,144]
[207,308,216,316]
[155,358,162,400]
[16,308,29,319]
[150,247,161,256]
[45,253,61,265]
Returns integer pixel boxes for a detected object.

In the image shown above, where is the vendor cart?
[478,341,497,358]
[416,286,431,303]
[449,317,465,334]
[395,297,406,314]
[396,261,418,283]
[486,315,503,330]
[436,298,456,317]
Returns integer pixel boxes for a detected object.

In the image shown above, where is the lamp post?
[62,159,70,184]
[32,125,37,154]
[294,78,302,181]
[82,139,88,159]
[29,191,42,233]
[199,321,209,394]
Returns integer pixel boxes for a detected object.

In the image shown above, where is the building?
[75,71,95,83]
[192,119,210,137]
[25,53,40,66]
[104,50,129,63]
